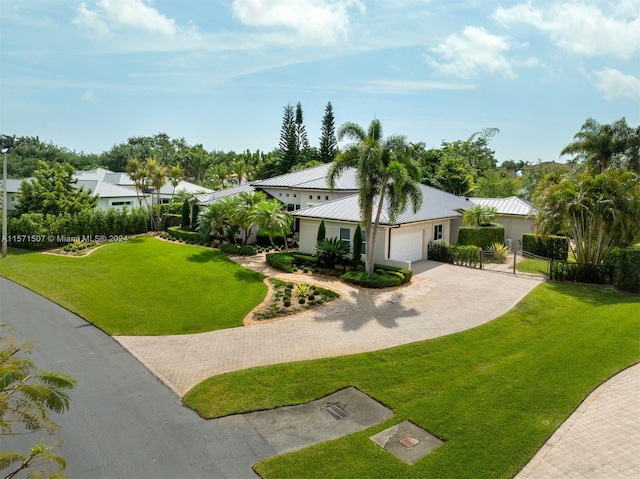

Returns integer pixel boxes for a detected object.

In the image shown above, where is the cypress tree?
[317,218,326,243]
[191,203,199,231]
[352,224,363,265]
[180,200,190,229]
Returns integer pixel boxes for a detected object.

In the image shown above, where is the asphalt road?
[0,277,274,479]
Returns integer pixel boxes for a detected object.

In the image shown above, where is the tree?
[352,224,363,266]
[249,199,293,250]
[560,118,628,174]
[534,169,640,265]
[279,104,298,174]
[318,102,338,163]
[15,161,97,216]
[295,102,310,157]
[473,169,521,197]
[327,119,423,273]
[180,199,190,230]
[190,202,199,230]
[233,191,267,245]
[146,159,168,231]
[197,202,230,244]
[1,325,76,478]
[463,205,498,226]
[168,166,184,199]
[432,157,475,196]
[317,219,326,243]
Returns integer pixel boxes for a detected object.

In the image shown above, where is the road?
[0,277,273,479]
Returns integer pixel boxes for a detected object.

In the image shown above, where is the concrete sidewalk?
[115,260,541,396]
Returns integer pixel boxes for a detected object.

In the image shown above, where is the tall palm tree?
[168,165,184,199]
[233,191,267,245]
[250,199,293,250]
[327,119,423,273]
[146,158,168,231]
[561,118,627,174]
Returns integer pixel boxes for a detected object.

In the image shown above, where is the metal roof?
[252,163,359,191]
[1,178,31,193]
[470,197,537,216]
[292,183,470,225]
[76,179,141,198]
[196,184,256,205]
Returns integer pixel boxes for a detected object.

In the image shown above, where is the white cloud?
[493,2,640,59]
[73,0,176,35]
[81,90,97,102]
[231,0,364,45]
[362,79,476,94]
[593,68,640,100]
[426,26,516,79]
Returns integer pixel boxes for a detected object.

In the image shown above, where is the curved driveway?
[116,260,541,396]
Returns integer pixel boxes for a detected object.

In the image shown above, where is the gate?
[480,250,550,279]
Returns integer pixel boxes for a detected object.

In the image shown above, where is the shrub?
[315,237,350,269]
[486,242,509,262]
[352,224,363,266]
[374,264,413,284]
[167,226,202,242]
[550,262,613,285]
[317,219,326,242]
[341,271,402,288]
[458,225,504,249]
[220,244,257,256]
[283,300,291,307]
[291,253,318,267]
[266,253,295,273]
[428,241,456,264]
[615,247,640,293]
[522,234,569,260]
[303,267,309,273]
[180,200,190,230]
[454,245,481,267]
[257,229,286,246]
[298,297,306,305]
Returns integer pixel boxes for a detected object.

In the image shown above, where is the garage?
[389,229,423,262]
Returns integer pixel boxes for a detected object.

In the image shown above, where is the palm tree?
[250,199,293,250]
[168,165,184,199]
[233,191,267,245]
[146,158,168,231]
[561,118,627,174]
[327,119,423,273]
[463,205,498,226]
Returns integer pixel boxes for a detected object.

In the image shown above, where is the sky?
[1,0,639,165]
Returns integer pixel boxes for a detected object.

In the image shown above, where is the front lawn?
[0,237,267,335]
[184,282,640,479]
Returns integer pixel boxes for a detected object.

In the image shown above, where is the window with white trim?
[433,224,443,241]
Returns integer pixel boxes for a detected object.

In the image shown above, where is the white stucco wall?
[494,216,536,249]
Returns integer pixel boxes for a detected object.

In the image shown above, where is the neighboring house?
[75,179,142,211]
[1,178,29,211]
[292,183,471,268]
[197,184,259,243]
[465,197,538,249]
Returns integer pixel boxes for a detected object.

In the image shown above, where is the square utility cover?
[370,420,443,465]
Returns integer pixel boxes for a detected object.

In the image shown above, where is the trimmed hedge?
[616,248,640,293]
[550,262,614,285]
[522,234,569,260]
[457,225,504,249]
[291,253,318,267]
[428,242,481,268]
[266,252,295,273]
[167,226,202,242]
[374,264,412,284]
[340,271,402,288]
[257,230,286,246]
[220,244,257,256]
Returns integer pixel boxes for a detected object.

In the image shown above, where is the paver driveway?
[115,260,541,396]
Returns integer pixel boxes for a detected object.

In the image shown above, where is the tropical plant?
[168,165,184,198]
[233,191,266,245]
[314,237,350,269]
[486,242,509,262]
[462,205,498,226]
[534,169,640,265]
[197,200,234,244]
[250,199,293,250]
[1,325,76,478]
[146,158,168,231]
[294,283,312,298]
[327,119,423,273]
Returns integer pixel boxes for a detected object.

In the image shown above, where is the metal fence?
[480,250,550,279]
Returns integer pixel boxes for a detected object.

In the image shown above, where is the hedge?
[373,264,412,284]
[615,248,640,293]
[428,242,480,268]
[291,253,318,267]
[167,226,202,242]
[340,271,402,288]
[457,225,504,249]
[266,252,295,273]
[257,230,286,246]
[550,262,615,285]
[522,234,569,260]
[220,244,257,256]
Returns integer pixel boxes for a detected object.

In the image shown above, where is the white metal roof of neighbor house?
[2,178,32,193]
[293,183,471,225]
[76,180,141,198]
[196,184,256,205]
[156,180,213,195]
[251,163,359,191]
[471,197,537,216]
[75,169,212,195]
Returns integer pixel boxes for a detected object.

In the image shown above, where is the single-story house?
[75,179,143,211]
[1,178,29,211]
[465,196,538,249]
[292,183,471,269]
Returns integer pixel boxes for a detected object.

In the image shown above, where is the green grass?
[184,282,640,479]
[0,237,267,335]
[516,258,550,275]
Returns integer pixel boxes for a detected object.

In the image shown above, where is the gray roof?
[292,183,470,225]
[471,197,537,216]
[1,178,31,193]
[196,184,256,205]
[252,163,359,191]
[76,179,141,198]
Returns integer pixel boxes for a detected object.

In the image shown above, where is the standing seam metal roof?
[470,197,537,216]
[251,163,359,190]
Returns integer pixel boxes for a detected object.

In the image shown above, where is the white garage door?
[390,229,423,262]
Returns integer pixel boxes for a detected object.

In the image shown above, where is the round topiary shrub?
[309,294,315,301]
[283,300,291,307]
[303,267,309,273]
[298,297,306,305]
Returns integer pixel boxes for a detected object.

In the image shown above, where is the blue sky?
[1,0,638,165]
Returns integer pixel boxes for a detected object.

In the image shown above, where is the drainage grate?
[322,405,348,420]
[399,435,420,448]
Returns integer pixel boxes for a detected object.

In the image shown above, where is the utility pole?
[2,147,7,258]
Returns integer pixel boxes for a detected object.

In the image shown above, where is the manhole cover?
[399,435,420,448]
[322,405,348,419]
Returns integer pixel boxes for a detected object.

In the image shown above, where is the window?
[309,195,313,199]
[317,195,321,200]
[325,195,329,200]
[340,228,351,249]
[279,193,282,197]
[293,194,296,198]
[111,201,132,206]
[286,193,290,197]
[433,224,443,241]
[286,204,295,212]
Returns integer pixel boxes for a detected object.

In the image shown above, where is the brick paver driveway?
[116,260,541,396]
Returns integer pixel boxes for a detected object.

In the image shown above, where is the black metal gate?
[480,250,550,279]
